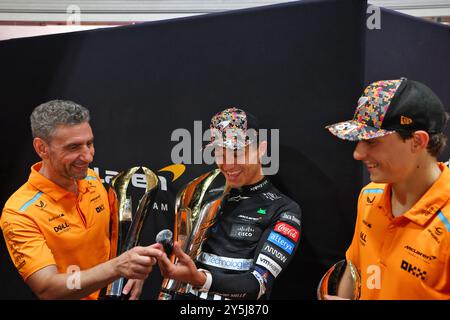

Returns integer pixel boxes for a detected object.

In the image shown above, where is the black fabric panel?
[365,7,450,163]
[0,0,365,299]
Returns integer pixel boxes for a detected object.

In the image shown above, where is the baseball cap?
[207,107,260,150]
[326,78,447,141]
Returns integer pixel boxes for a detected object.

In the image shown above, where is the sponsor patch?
[90,195,101,202]
[267,231,295,254]
[274,222,299,242]
[229,224,258,241]
[95,204,105,213]
[280,212,301,227]
[3,223,26,270]
[252,270,267,299]
[256,254,282,277]
[254,265,273,284]
[401,260,427,280]
[262,192,281,201]
[53,222,70,233]
[262,243,288,264]
[237,214,262,222]
[404,245,436,263]
[362,219,372,228]
[198,252,253,271]
[360,231,367,245]
[250,179,268,191]
[48,213,65,222]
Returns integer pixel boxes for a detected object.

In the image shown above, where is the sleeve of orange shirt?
[345,189,363,272]
[1,209,56,281]
[107,186,119,260]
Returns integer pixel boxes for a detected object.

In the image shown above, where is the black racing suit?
[192,177,302,300]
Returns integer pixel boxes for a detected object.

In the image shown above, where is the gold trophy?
[317,259,361,300]
[99,166,159,300]
[158,169,225,300]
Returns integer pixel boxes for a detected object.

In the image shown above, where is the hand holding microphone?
[155,230,206,287]
[156,229,174,256]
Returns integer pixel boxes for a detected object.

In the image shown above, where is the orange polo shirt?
[346,162,450,299]
[1,162,112,300]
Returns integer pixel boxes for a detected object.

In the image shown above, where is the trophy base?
[98,277,129,300]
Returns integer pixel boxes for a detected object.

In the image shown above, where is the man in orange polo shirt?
[1,100,162,299]
[325,78,450,299]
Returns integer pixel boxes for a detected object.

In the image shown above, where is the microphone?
[156,229,173,255]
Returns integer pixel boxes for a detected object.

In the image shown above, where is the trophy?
[317,259,361,300]
[99,166,159,300]
[158,169,225,300]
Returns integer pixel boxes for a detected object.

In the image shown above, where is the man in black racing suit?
[158,107,302,300]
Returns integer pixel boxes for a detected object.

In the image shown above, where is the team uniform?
[1,162,112,300]
[346,162,450,299]
[190,177,302,300]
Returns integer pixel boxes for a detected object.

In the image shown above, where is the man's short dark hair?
[398,128,448,158]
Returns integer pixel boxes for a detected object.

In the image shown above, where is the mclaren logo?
[93,164,186,190]
[158,164,186,182]
[404,245,436,262]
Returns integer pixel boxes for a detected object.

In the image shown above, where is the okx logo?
[401,260,427,280]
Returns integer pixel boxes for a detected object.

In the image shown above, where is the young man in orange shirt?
[1,100,162,299]
[325,78,450,299]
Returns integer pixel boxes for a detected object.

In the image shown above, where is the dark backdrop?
[1,0,448,300]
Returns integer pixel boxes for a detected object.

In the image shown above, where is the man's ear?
[33,137,50,160]
[258,140,268,159]
[411,131,429,153]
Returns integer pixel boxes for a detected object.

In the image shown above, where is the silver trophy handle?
[317,259,361,300]
[99,167,159,300]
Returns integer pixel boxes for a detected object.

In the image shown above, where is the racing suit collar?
[230,177,271,196]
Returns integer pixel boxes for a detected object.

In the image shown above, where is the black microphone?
[156,229,173,256]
